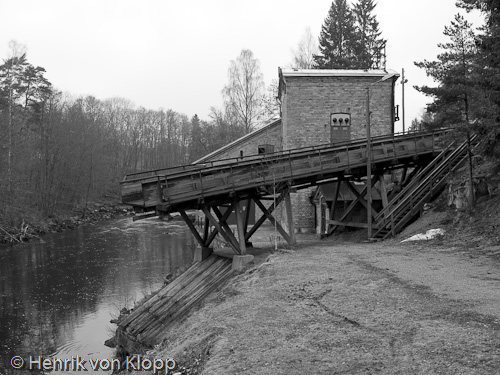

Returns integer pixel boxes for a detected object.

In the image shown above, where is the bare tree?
[291,27,318,69]
[261,79,281,120]
[222,49,265,133]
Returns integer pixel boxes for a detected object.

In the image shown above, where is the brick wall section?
[199,120,283,162]
[290,187,316,232]
[281,75,395,150]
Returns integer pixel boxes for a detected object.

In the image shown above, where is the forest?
[0,43,283,242]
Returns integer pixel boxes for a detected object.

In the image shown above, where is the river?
[0,216,195,374]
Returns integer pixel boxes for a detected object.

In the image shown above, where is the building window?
[258,144,274,155]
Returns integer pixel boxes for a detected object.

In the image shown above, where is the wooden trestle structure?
[121,129,456,249]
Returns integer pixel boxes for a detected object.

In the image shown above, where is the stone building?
[197,68,400,233]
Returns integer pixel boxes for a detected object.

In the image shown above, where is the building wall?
[290,187,316,233]
[199,120,283,162]
[279,70,398,232]
[280,74,395,150]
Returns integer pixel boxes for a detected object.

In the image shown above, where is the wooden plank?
[120,256,219,329]
[142,265,234,345]
[379,175,389,208]
[120,131,450,212]
[326,219,369,228]
[125,256,226,334]
[134,257,232,339]
[284,191,296,245]
[179,210,205,247]
[136,260,227,334]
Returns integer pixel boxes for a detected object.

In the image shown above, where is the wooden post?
[233,198,247,255]
[366,86,373,239]
[284,191,296,244]
[327,181,341,235]
[379,175,389,208]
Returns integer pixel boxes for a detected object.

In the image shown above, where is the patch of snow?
[401,228,445,243]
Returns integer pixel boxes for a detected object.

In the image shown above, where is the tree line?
[413,0,500,140]
[291,0,386,70]
[0,42,280,235]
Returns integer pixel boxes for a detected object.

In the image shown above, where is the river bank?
[122,217,500,375]
[0,198,133,246]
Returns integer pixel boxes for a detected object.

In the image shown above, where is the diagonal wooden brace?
[252,193,295,245]
[203,206,242,255]
[327,177,379,235]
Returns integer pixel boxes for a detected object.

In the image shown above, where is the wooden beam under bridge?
[176,187,297,255]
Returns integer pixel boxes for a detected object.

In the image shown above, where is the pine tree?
[414,13,478,209]
[189,114,206,162]
[414,13,478,127]
[314,0,386,69]
[457,0,500,129]
[314,0,357,69]
[353,0,386,69]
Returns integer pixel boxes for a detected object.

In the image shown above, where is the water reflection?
[0,217,195,374]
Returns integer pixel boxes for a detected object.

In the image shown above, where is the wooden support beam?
[401,166,408,184]
[330,181,340,219]
[344,177,379,217]
[245,191,286,241]
[284,191,296,244]
[179,210,205,248]
[402,165,421,187]
[202,217,209,242]
[233,198,247,255]
[326,219,369,229]
[212,205,241,253]
[379,175,389,208]
[202,206,241,255]
[253,197,295,245]
[244,198,252,229]
[328,177,378,235]
[326,181,341,235]
[203,203,234,248]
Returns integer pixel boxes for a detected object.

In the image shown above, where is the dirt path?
[148,231,500,375]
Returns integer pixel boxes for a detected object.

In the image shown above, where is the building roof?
[194,117,282,163]
[278,68,400,102]
[280,68,399,78]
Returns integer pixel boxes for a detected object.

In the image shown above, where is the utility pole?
[366,72,397,240]
[366,86,372,238]
[402,68,407,133]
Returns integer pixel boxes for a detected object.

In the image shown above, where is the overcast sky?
[0,0,484,132]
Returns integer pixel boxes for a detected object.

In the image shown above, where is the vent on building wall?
[330,112,351,143]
